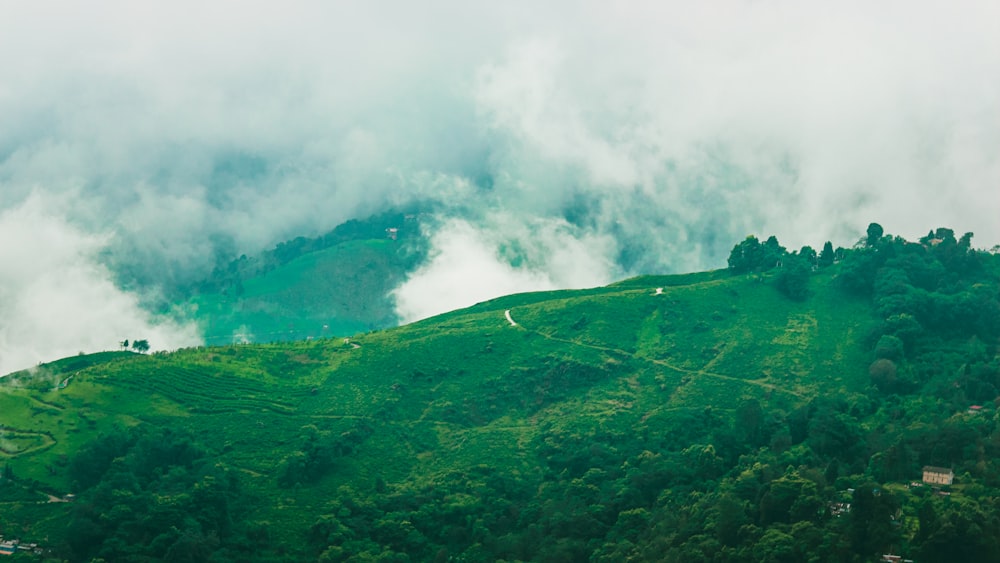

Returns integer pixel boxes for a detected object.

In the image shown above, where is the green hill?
[182,210,427,345]
[2,225,999,562]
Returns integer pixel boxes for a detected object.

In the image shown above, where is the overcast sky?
[1,1,998,372]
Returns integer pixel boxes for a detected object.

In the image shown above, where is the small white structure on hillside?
[922,466,954,485]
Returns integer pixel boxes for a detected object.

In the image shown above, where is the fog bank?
[2,1,998,363]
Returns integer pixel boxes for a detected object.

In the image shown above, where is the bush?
[774,257,810,301]
[869,359,898,392]
[874,335,904,361]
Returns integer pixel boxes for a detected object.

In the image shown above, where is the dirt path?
[524,325,802,399]
[505,310,517,326]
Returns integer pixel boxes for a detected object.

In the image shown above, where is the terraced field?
[112,364,302,415]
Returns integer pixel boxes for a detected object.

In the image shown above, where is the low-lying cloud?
[1,1,998,368]
[0,195,201,374]
[393,216,615,322]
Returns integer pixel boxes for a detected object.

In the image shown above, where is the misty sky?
[1,1,999,373]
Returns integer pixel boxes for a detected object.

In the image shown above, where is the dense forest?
[2,224,999,562]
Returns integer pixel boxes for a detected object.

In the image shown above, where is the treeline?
[727,222,1000,407]
[838,225,1000,399]
[727,234,837,301]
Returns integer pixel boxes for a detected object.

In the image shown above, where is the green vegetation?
[183,210,427,345]
[0,224,998,561]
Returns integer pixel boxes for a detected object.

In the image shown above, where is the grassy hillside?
[191,239,412,345]
[1,266,870,555]
[1,227,998,561]
[182,211,426,345]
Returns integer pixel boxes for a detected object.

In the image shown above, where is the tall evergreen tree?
[818,241,835,267]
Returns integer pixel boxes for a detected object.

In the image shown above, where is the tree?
[866,223,884,247]
[807,407,863,460]
[132,339,150,353]
[799,246,818,267]
[874,335,904,361]
[818,242,835,267]
[762,236,786,268]
[728,235,791,275]
[728,236,762,273]
[869,440,917,482]
[868,359,898,392]
[711,496,748,547]
[759,472,822,525]
[933,227,955,244]
[735,399,767,447]
[753,528,796,563]
[774,256,810,301]
[839,251,879,295]
[120,339,129,350]
[849,484,901,556]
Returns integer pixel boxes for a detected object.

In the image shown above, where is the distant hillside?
[183,210,427,345]
[2,225,999,562]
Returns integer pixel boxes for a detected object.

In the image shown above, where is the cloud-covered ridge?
[1,1,999,364]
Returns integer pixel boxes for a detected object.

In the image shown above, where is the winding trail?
[504,300,802,399]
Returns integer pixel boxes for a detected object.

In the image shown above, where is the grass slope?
[179,211,426,346]
[190,239,412,345]
[0,266,874,556]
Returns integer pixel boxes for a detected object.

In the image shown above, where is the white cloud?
[2,2,996,259]
[392,216,614,323]
[0,194,201,375]
[0,1,999,360]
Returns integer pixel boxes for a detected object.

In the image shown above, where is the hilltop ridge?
[1,224,999,561]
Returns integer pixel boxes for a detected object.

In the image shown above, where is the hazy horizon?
[2,1,999,373]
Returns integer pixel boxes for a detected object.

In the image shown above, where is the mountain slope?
[181,211,426,345]
[2,228,998,561]
[1,266,872,556]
